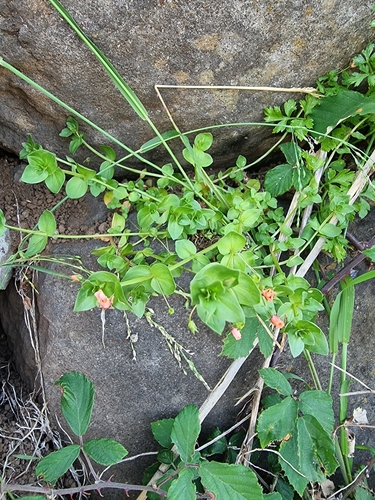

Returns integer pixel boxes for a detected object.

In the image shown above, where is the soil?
[0,149,110,491]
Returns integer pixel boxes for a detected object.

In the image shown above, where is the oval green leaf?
[38,210,56,236]
[66,176,88,199]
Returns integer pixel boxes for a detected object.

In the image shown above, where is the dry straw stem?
[295,148,375,277]
[154,84,321,133]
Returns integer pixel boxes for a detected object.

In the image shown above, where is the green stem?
[303,349,322,390]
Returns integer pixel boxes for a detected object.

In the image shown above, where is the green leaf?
[175,239,197,259]
[319,223,341,238]
[220,318,257,359]
[24,233,48,257]
[311,90,375,135]
[233,273,261,306]
[166,468,196,500]
[55,372,94,436]
[38,210,56,236]
[23,150,58,183]
[280,142,301,165]
[287,331,305,358]
[0,209,6,236]
[265,494,283,500]
[218,231,246,255]
[66,176,88,199]
[279,415,337,496]
[257,396,299,448]
[45,168,65,193]
[150,263,176,295]
[83,438,128,466]
[259,368,293,396]
[194,133,213,151]
[16,496,46,500]
[294,320,329,355]
[35,444,80,484]
[199,461,264,500]
[140,130,180,152]
[48,0,148,120]
[151,418,175,448]
[170,405,200,463]
[298,390,334,435]
[264,164,293,197]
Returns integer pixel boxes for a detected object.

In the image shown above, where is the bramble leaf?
[170,405,200,463]
[83,438,128,466]
[36,444,80,484]
[55,372,94,436]
[257,396,298,448]
[151,418,175,448]
[264,164,293,197]
[166,468,196,500]
[199,461,264,500]
[259,368,293,397]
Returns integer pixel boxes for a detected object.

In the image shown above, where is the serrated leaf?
[311,90,375,135]
[259,368,293,396]
[264,164,293,197]
[280,142,301,165]
[35,444,80,484]
[166,468,196,500]
[279,415,337,495]
[38,210,56,236]
[220,318,257,359]
[199,461,264,500]
[83,438,128,466]
[171,405,200,463]
[298,391,334,435]
[151,418,175,448]
[257,396,298,448]
[55,372,94,436]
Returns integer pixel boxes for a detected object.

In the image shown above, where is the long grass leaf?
[48,0,148,121]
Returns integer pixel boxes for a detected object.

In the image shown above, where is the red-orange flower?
[94,289,114,310]
[262,288,276,301]
[270,315,285,329]
[231,328,242,340]
[70,274,80,282]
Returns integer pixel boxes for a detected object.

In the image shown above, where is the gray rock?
[0,228,13,289]
[0,0,374,168]
[1,232,260,496]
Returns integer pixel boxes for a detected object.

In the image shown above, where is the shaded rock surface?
[1,0,374,168]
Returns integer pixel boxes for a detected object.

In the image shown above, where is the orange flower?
[231,328,242,340]
[270,315,285,329]
[70,274,80,282]
[262,288,276,301]
[94,289,114,310]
